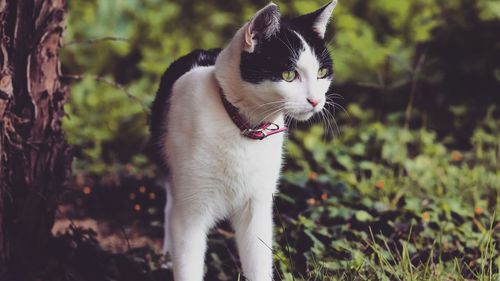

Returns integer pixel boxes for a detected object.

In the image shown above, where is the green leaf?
[355,210,373,222]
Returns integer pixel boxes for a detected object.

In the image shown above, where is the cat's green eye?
[282,70,296,82]
[317,67,329,79]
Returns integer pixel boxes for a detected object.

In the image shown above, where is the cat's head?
[215,1,337,124]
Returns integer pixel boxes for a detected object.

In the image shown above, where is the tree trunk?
[0,0,70,279]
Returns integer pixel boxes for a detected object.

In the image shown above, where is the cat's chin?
[287,111,315,121]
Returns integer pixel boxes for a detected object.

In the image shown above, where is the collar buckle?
[241,123,284,140]
[241,127,267,140]
[219,88,288,140]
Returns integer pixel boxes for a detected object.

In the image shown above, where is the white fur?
[161,6,333,281]
[276,32,330,120]
[313,0,337,38]
[164,62,283,281]
[244,3,280,53]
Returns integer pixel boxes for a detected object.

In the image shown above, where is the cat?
[149,1,337,280]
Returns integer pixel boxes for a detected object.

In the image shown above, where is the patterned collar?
[219,89,287,140]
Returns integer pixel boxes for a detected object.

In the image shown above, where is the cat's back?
[150,48,222,168]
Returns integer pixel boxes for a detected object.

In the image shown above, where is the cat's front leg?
[170,203,212,281]
[232,196,274,281]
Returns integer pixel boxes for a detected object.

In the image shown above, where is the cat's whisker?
[150,2,338,279]
[323,106,341,137]
[277,37,297,59]
[317,102,334,136]
[332,102,349,117]
[322,112,331,141]
[325,102,338,122]
[282,32,300,60]
[316,110,327,143]
[248,100,286,115]
[250,103,286,120]
[285,116,293,130]
[319,48,331,60]
[325,109,336,139]
[254,105,286,125]
[322,110,332,140]
[325,97,348,117]
[328,93,344,99]
[323,110,334,142]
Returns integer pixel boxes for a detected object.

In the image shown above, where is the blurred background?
[56,0,500,279]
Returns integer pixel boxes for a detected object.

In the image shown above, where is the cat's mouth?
[286,103,327,120]
[286,109,316,121]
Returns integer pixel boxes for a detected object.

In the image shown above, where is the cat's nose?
[307,98,319,108]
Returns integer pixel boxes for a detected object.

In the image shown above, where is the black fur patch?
[149,48,221,170]
[150,12,334,171]
[289,17,334,78]
[240,27,304,83]
[240,19,333,84]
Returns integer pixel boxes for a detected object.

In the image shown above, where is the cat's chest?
[199,111,285,196]
[167,66,285,194]
[218,134,284,172]
[212,134,285,196]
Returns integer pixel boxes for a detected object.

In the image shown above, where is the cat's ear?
[244,3,280,52]
[293,0,337,39]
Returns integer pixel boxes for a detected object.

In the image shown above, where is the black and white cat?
[150,1,337,280]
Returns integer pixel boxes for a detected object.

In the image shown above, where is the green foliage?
[64,76,153,174]
[276,105,499,279]
[62,0,268,177]
[62,0,500,177]
[332,0,438,83]
[60,0,500,279]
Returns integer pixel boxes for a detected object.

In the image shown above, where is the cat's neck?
[214,25,283,127]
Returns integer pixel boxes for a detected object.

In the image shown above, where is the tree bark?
[0,0,70,279]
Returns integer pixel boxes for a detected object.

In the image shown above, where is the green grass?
[60,104,499,281]
[272,196,499,281]
[265,104,500,280]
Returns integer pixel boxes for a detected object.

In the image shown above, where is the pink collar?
[220,89,287,140]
